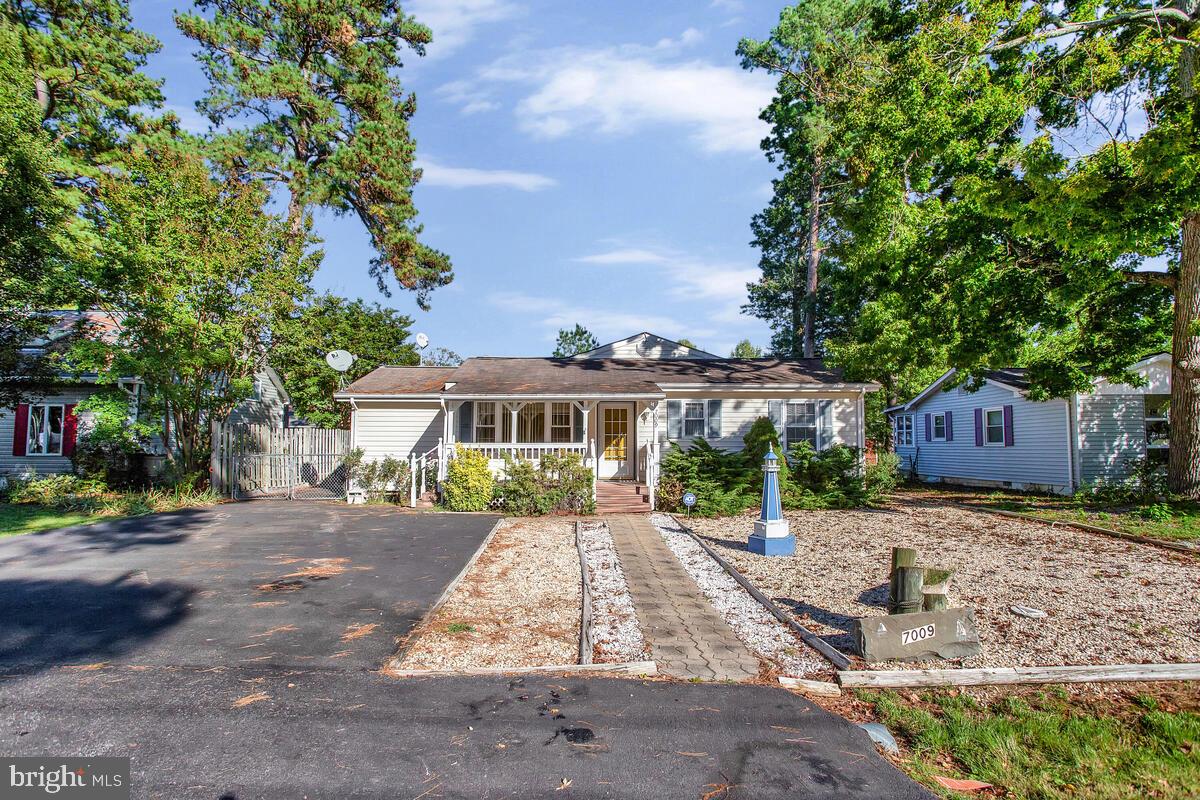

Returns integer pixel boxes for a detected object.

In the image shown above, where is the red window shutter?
[62,404,79,457]
[12,403,29,456]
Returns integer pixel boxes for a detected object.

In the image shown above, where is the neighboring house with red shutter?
[1,311,292,478]
[334,332,880,510]
[886,354,1172,494]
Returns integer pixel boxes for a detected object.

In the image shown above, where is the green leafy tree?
[824,2,1194,489]
[421,347,462,366]
[176,1,452,308]
[677,338,702,351]
[739,0,882,357]
[82,144,316,476]
[271,293,417,427]
[552,324,600,357]
[729,339,763,358]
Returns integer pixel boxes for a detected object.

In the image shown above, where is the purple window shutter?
[945,411,953,441]
[974,408,983,447]
[924,413,931,441]
[12,403,29,456]
[1003,405,1014,446]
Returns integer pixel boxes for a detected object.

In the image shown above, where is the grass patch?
[0,504,102,537]
[445,622,474,634]
[860,687,1200,799]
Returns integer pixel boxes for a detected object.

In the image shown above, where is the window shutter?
[768,400,783,435]
[706,399,722,440]
[924,412,932,442]
[945,411,953,442]
[974,408,983,447]
[12,403,29,456]
[1003,404,1014,446]
[457,401,474,444]
[62,404,78,457]
[666,400,682,439]
[572,406,584,443]
[818,399,833,449]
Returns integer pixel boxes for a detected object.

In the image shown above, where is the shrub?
[657,440,758,517]
[1078,456,1172,506]
[785,442,869,508]
[443,444,494,511]
[342,449,411,503]
[742,416,790,491]
[71,390,155,488]
[494,451,594,515]
[6,474,109,510]
[864,452,902,502]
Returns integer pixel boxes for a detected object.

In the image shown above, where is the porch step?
[595,480,651,514]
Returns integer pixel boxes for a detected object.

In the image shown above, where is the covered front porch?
[432,396,664,507]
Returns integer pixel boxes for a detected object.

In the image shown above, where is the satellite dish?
[325,350,356,372]
[415,332,430,350]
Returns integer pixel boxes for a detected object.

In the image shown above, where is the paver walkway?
[608,514,760,681]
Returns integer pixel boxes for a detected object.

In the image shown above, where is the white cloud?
[436,80,501,115]
[417,157,556,192]
[488,291,711,342]
[573,246,757,306]
[477,36,773,154]
[165,104,208,134]
[710,0,744,10]
[408,0,521,57]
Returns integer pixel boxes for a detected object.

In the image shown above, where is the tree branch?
[987,7,1192,52]
[1123,269,1177,290]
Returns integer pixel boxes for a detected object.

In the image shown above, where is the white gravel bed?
[685,499,1200,670]
[652,513,827,677]
[579,521,650,663]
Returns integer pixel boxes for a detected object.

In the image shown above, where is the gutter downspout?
[348,398,360,504]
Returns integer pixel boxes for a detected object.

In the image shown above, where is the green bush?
[494,451,594,515]
[6,474,109,510]
[71,390,155,488]
[442,444,495,512]
[1078,456,1172,506]
[865,452,902,500]
[342,449,411,503]
[657,440,758,517]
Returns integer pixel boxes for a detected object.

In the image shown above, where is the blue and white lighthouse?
[748,444,795,556]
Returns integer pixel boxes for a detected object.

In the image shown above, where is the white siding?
[0,387,100,476]
[654,392,862,453]
[895,382,1072,493]
[1076,394,1147,485]
[351,402,443,462]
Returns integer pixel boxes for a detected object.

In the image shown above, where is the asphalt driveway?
[0,501,499,672]
[0,502,931,799]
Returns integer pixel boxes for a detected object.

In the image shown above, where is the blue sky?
[129,0,784,359]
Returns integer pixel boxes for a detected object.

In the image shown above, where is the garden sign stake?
[747,445,795,556]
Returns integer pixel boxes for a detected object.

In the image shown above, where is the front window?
[517,403,545,443]
[785,401,817,448]
[932,412,947,441]
[475,402,497,443]
[683,401,705,438]
[893,414,913,447]
[1145,394,1170,454]
[27,404,65,456]
[550,402,573,443]
[984,408,1005,445]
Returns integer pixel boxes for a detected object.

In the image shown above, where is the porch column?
[648,400,660,510]
[503,401,523,444]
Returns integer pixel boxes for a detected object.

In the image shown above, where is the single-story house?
[334,332,880,509]
[2,311,293,478]
[886,353,1172,494]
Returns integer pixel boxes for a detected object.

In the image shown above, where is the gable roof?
[338,357,876,398]
[572,332,719,360]
[885,367,1030,414]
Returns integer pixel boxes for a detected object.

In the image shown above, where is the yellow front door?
[599,404,633,479]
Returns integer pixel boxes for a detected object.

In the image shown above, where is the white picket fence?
[210,421,350,500]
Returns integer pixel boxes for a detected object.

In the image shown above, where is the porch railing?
[459,442,588,460]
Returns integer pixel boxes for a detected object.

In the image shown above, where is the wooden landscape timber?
[575,521,595,666]
[390,661,659,678]
[837,662,1200,688]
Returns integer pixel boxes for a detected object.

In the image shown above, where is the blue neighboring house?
[885,354,1172,495]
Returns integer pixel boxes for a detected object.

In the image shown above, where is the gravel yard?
[653,513,829,677]
[579,520,649,663]
[683,498,1200,669]
[396,518,581,671]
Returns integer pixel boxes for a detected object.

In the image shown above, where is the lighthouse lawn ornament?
[748,444,795,556]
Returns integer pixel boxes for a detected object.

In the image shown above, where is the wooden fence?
[210,421,350,499]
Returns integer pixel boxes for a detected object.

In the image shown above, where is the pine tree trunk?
[803,160,823,359]
[1169,212,1200,498]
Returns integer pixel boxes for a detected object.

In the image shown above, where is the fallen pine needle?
[232,692,270,708]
